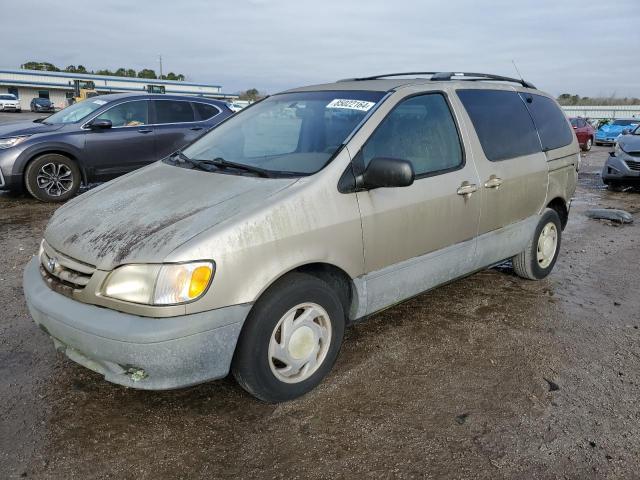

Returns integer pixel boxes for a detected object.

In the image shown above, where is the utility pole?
[159,55,163,79]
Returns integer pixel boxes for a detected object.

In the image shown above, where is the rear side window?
[362,93,463,176]
[520,93,573,151]
[154,100,195,124]
[457,89,541,161]
[193,102,220,121]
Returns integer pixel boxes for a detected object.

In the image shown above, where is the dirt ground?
[1,139,639,479]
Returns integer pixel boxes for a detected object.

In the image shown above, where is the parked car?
[595,118,639,146]
[30,97,55,113]
[569,116,595,151]
[0,93,21,112]
[602,124,640,190]
[0,93,233,201]
[23,72,578,402]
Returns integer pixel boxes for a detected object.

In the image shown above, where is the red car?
[569,117,595,151]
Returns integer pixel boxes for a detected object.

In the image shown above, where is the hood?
[45,162,298,270]
[618,135,640,154]
[0,121,64,138]
[599,123,637,135]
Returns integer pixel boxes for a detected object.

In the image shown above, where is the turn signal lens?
[189,266,212,299]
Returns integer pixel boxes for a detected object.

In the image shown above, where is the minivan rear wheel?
[232,273,345,403]
[512,208,562,280]
[25,154,81,202]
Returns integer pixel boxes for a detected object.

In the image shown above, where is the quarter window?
[362,93,463,176]
[94,101,149,127]
[457,89,541,161]
[193,102,220,121]
[520,93,574,151]
[154,100,195,124]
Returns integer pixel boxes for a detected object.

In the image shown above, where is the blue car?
[595,118,639,146]
[0,93,233,201]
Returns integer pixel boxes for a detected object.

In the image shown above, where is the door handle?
[457,182,478,196]
[137,128,153,134]
[190,126,204,131]
[484,176,503,189]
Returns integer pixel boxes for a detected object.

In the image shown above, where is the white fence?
[561,105,640,120]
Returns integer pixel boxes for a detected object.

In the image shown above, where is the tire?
[512,208,562,280]
[232,272,346,403]
[582,137,593,151]
[25,154,81,202]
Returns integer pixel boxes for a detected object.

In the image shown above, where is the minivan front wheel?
[512,208,562,280]
[232,273,345,402]
[25,154,81,202]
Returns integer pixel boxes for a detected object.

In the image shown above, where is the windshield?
[34,98,50,104]
[180,90,385,176]
[42,99,106,124]
[612,119,638,126]
[0,94,16,100]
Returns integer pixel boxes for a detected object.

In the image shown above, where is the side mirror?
[362,157,414,190]
[88,119,112,130]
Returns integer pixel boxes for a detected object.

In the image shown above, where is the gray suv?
[0,93,232,201]
[24,72,579,402]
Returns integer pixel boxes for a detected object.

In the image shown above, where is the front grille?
[626,151,640,158]
[40,242,95,292]
[625,159,640,172]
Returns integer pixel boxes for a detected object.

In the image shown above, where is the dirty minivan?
[24,72,579,402]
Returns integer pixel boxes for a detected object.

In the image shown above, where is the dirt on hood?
[44,161,298,269]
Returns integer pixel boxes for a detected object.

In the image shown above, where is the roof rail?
[339,71,536,89]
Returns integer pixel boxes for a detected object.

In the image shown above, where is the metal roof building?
[0,68,236,110]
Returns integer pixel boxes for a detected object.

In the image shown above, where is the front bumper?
[595,136,618,144]
[23,257,251,390]
[602,153,640,184]
[0,105,21,111]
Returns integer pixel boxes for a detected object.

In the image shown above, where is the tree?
[126,69,136,77]
[114,68,128,77]
[22,61,59,71]
[95,69,114,76]
[137,69,157,79]
[165,72,185,81]
[64,65,77,73]
[76,65,88,73]
[239,88,261,101]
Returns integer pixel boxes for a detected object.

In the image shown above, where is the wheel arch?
[547,197,568,230]
[251,262,360,324]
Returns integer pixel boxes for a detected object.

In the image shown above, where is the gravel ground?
[1,140,639,479]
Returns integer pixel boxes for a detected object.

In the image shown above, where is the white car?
[0,94,21,112]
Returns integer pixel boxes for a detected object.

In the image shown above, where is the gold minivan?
[24,72,579,402]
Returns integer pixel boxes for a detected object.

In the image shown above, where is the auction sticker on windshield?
[93,100,107,105]
[326,99,375,112]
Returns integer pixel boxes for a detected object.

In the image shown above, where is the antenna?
[512,60,524,83]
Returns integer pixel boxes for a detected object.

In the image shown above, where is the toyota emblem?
[47,257,58,272]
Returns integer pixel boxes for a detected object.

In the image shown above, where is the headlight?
[0,136,30,149]
[615,143,625,156]
[102,261,214,305]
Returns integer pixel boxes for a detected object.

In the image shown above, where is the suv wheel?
[232,273,345,402]
[25,154,81,202]
[512,208,562,280]
[582,137,593,151]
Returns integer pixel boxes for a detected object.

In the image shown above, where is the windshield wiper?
[192,157,272,178]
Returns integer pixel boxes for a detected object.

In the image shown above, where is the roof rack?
[339,71,536,89]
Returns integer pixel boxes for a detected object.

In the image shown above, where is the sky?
[2,0,639,97]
